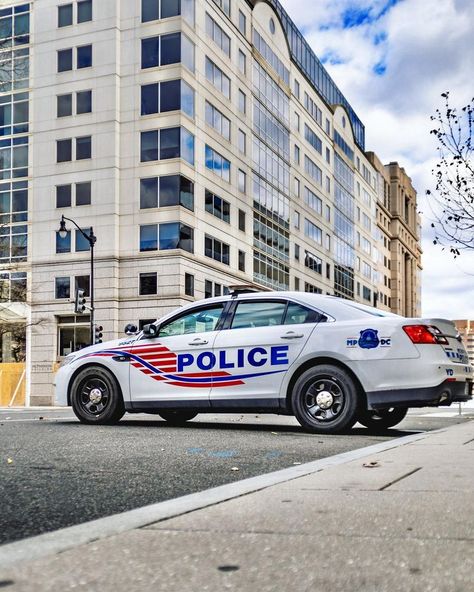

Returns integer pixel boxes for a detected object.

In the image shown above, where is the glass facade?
[0,3,29,288]
[252,52,290,290]
[264,0,365,149]
[333,153,355,299]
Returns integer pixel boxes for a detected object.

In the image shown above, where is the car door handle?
[280,332,304,339]
[188,338,209,346]
[112,355,131,362]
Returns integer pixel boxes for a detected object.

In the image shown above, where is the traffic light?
[74,289,87,314]
[94,324,103,344]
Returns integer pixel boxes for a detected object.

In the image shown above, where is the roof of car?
[157,291,401,324]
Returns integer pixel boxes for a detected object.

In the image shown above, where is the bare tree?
[427,92,474,257]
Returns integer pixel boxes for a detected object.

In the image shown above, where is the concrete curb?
[0,428,435,570]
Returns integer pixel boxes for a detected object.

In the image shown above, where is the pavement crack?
[379,467,422,490]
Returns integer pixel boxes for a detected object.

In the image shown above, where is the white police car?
[55,288,473,433]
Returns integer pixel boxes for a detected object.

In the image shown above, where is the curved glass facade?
[249,0,366,150]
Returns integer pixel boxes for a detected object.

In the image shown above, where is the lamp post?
[58,215,96,345]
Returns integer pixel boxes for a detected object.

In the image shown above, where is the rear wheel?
[358,407,408,432]
[70,366,125,425]
[291,365,359,434]
[158,410,198,425]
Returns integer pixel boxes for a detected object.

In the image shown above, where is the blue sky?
[280,0,474,319]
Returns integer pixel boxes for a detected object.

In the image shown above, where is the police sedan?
[55,289,473,434]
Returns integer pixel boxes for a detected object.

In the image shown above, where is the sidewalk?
[1,420,474,591]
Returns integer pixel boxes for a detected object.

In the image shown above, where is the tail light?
[403,325,449,345]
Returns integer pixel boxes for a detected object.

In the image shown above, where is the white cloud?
[280,0,474,320]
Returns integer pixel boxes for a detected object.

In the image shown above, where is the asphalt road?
[1,407,472,546]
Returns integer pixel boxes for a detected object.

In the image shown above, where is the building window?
[238,49,246,74]
[58,4,73,27]
[184,272,194,296]
[205,101,230,140]
[55,276,70,299]
[142,0,193,22]
[304,219,322,245]
[304,155,322,186]
[76,136,91,160]
[77,0,92,23]
[75,275,90,297]
[238,129,246,153]
[305,250,322,274]
[293,210,300,229]
[56,139,72,163]
[294,144,300,165]
[238,209,246,232]
[140,175,193,210]
[363,286,371,301]
[205,13,230,56]
[141,80,194,118]
[77,44,92,69]
[238,9,246,35]
[205,57,230,99]
[139,272,157,295]
[57,48,73,72]
[76,181,91,206]
[56,184,71,208]
[205,235,230,265]
[304,92,322,126]
[294,243,300,261]
[204,279,212,299]
[141,32,194,71]
[294,276,300,291]
[304,123,322,154]
[238,249,245,272]
[205,145,230,181]
[325,147,330,164]
[57,94,72,117]
[236,169,245,193]
[294,178,300,197]
[294,79,300,99]
[75,227,91,251]
[305,282,322,294]
[57,91,92,117]
[0,272,27,303]
[294,111,300,131]
[58,316,91,356]
[56,182,91,207]
[238,89,246,114]
[211,0,230,17]
[205,190,230,223]
[76,90,92,114]
[56,230,71,253]
[139,223,193,253]
[140,127,194,165]
[304,186,322,215]
[57,137,91,162]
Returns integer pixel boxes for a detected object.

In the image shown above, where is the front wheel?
[357,407,408,432]
[158,411,198,425]
[291,365,359,434]
[70,366,125,425]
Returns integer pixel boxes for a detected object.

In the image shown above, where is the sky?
[279,0,474,319]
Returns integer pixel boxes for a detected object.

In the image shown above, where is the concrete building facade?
[453,320,474,365]
[0,0,422,405]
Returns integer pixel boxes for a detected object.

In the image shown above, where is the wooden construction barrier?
[0,363,26,406]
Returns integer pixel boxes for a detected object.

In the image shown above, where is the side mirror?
[142,323,159,338]
[124,323,138,336]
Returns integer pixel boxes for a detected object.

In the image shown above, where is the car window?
[158,304,224,337]
[231,301,287,329]
[284,302,322,325]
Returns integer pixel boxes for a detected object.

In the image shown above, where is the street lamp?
[58,215,97,345]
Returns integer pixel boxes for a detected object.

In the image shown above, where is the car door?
[129,302,226,408]
[210,299,319,406]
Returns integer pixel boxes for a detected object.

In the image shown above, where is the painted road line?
[0,428,436,569]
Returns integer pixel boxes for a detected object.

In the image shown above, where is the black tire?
[70,366,125,425]
[291,364,359,434]
[358,407,408,432]
[158,410,198,425]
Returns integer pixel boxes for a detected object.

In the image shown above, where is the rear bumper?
[367,379,472,410]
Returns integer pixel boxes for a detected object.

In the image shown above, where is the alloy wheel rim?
[79,378,109,416]
[304,377,345,423]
